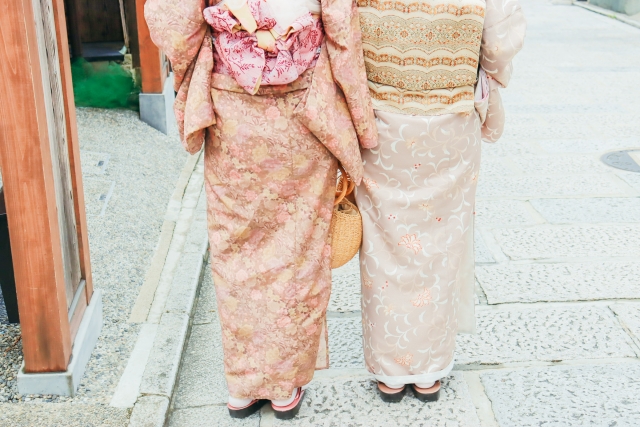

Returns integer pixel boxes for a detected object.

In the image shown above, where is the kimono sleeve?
[145,0,216,154]
[321,0,378,149]
[479,0,526,142]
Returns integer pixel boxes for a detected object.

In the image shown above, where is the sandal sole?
[412,386,440,402]
[273,390,306,420]
[228,400,265,419]
[377,384,406,403]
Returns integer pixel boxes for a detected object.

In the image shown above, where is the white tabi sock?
[271,388,298,406]
[228,395,253,408]
[382,382,405,389]
[415,381,436,389]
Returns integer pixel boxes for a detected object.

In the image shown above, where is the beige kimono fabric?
[355,0,526,385]
[145,0,377,400]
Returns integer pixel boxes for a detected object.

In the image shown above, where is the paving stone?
[616,171,640,192]
[611,303,640,343]
[456,306,637,365]
[476,174,629,198]
[531,197,640,223]
[329,256,361,313]
[163,253,204,316]
[481,363,640,427]
[327,317,364,368]
[536,115,602,139]
[172,322,227,409]
[327,306,637,368]
[509,154,610,175]
[139,313,190,397]
[475,200,540,227]
[169,405,259,427]
[507,104,627,115]
[536,139,638,154]
[129,395,169,427]
[493,225,640,260]
[480,141,541,158]
[474,232,495,263]
[193,265,218,325]
[272,373,480,427]
[476,262,640,304]
[479,157,519,177]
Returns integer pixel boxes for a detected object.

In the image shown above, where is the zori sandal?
[412,381,441,402]
[228,399,266,419]
[272,387,306,420]
[377,382,406,403]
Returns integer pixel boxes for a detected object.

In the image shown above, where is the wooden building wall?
[76,0,124,43]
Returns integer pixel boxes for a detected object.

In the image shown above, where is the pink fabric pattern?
[204,0,324,94]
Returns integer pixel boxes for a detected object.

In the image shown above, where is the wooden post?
[135,0,167,93]
[0,0,91,372]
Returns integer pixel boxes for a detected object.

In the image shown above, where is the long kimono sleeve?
[145,0,216,154]
[479,0,526,143]
[321,0,378,149]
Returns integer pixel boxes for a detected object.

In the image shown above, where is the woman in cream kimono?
[145,0,376,419]
[355,0,526,402]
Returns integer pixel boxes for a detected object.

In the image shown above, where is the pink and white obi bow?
[204,0,324,94]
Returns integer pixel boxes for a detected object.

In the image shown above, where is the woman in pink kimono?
[355,0,526,402]
[145,0,376,419]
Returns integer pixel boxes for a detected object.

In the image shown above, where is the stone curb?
[126,158,209,427]
[128,223,208,426]
[572,1,640,29]
[129,152,202,323]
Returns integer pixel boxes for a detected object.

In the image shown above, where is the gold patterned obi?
[357,0,486,116]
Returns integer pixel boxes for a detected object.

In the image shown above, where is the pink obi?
[204,0,324,94]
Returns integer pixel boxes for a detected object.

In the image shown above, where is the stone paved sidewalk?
[168,1,640,425]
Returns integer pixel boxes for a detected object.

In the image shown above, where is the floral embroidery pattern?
[358,110,481,383]
[394,353,413,366]
[398,234,422,254]
[363,177,379,190]
[411,289,432,307]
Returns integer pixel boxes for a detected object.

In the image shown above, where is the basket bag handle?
[334,164,355,206]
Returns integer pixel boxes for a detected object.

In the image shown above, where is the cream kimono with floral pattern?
[355,0,526,386]
[145,0,376,399]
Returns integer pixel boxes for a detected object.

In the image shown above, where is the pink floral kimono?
[145,0,377,400]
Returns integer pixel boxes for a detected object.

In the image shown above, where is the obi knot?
[204,0,324,95]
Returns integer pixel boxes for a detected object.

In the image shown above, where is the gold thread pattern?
[365,65,478,91]
[364,51,479,69]
[356,0,485,17]
[358,0,486,115]
[360,16,483,55]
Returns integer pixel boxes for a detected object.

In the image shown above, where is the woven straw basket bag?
[330,165,362,269]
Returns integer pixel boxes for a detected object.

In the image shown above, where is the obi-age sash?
[204,0,324,94]
[357,0,486,116]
